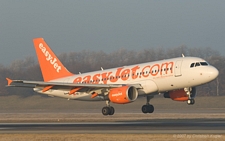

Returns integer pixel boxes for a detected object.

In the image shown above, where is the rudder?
[33,38,74,82]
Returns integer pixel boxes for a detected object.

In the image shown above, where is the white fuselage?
[34,57,219,100]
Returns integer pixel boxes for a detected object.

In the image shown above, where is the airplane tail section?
[33,38,74,82]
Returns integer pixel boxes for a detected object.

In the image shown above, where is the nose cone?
[207,66,219,81]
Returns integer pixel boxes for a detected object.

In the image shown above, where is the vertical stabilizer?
[33,38,74,82]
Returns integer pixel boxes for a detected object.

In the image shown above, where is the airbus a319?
[6,38,219,115]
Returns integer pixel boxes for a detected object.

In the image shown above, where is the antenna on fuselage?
[101,67,104,71]
[79,72,81,74]
[182,54,185,57]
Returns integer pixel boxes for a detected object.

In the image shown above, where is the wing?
[6,78,143,93]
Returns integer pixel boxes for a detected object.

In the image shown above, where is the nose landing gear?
[184,87,195,105]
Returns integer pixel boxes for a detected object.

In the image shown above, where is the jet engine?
[164,87,197,101]
[108,86,138,104]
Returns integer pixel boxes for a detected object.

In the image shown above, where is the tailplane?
[33,38,74,82]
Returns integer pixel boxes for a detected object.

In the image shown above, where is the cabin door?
[174,60,182,77]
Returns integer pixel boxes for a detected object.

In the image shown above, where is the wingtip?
[6,78,13,86]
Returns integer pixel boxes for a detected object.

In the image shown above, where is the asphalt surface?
[0,118,225,134]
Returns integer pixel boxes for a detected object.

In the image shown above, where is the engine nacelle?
[108,86,138,104]
[164,87,197,101]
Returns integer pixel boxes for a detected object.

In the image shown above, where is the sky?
[0,0,225,65]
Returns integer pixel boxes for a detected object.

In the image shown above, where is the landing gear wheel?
[142,105,154,114]
[109,107,115,115]
[187,99,195,105]
[142,105,149,113]
[148,105,154,113]
[102,106,115,116]
[102,107,110,115]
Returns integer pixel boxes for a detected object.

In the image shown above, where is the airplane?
[6,38,219,115]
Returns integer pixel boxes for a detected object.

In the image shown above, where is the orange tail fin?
[33,38,74,82]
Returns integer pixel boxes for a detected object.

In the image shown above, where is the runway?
[0,118,225,134]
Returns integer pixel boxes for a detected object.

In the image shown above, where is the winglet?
[33,38,74,82]
[6,78,13,86]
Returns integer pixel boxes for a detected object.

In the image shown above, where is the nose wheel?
[187,99,195,105]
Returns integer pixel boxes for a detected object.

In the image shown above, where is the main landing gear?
[141,96,154,114]
[184,87,195,105]
[102,100,115,116]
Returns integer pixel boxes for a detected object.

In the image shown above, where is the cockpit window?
[195,62,200,67]
[190,61,209,68]
[190,63,195,68]
[200,62,208,66]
